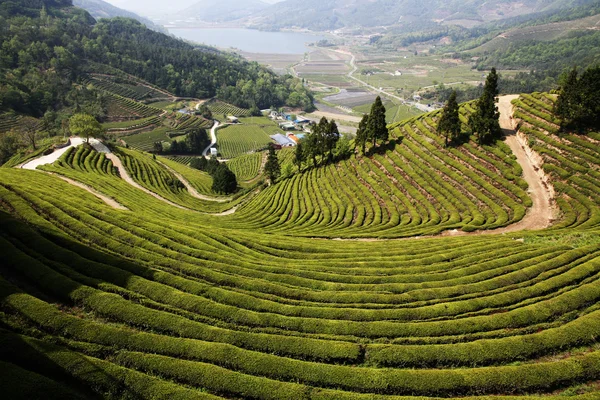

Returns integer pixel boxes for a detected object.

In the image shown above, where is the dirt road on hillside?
[494,95,555,232]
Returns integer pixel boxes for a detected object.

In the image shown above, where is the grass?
[0,91,599,399]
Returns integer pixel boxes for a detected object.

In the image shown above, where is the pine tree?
[368,96,387,147]
[554,67,580,129]
[294,141,305,171]
[355,114,369,155]
[211,164,237,194]
[325,119,340,161]
[469,68,501,145]
[437,90,461,147]
[264,144,281,183]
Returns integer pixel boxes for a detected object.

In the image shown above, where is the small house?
[270,133,296,147]
[227,116,239,124]
[210,148,218,156]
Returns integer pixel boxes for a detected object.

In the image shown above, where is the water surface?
[169,28,326,54]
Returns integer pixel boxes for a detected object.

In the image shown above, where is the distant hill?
[176,0,269,23]
[73,0,167,33]
[247,0,595,31]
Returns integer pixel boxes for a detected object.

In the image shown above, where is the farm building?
[295,116,310,125]
[287,134,300,144]
[270,133,296,147]
[227,116,239,123]
[210,148,218,156]
[279,122,297,131]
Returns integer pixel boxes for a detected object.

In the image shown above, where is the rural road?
[494,94,555,231]
[202,120,220,157]
[22,137,90,170]
[20,137,128,210]
[19,135,239,215]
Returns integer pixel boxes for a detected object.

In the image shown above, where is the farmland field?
[216,119,279,158]
[1,92,600,400]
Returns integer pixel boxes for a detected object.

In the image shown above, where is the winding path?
[156,160,232,203]
[202,120,220,157]
[20,138,129,210]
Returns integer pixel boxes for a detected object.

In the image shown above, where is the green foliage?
[555,65,600,130]
[469,68,501,144]
[437,90,461,147]
[211,163,237,194]
[68,113,104,142]
[264,144,280,183]
[190,156,208,171]
[367,96,388,146]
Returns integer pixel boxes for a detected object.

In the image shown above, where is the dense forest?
[0,0,313,121]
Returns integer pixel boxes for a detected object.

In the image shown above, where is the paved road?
[202,120,220,157]
[21,137,96,170]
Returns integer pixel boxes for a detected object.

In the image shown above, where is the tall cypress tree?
[355,114,369,155]
[437,90,461,147]
[294,141,305,171]
[368,96,388,147]
[469,68,501,144]
[264,144,281,183]
[554,67,580,129]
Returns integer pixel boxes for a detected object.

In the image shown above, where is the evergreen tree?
[264,144,281,183]
[153,141,163,154]
[205,155,220,175]
[355,114,369,155]
[367,96,387,147]
[294,141,305,171]
[325,119,340,161]
[190,157,208,171]
[211,163,237,194]
[469,68,501,144]
[577,66,600,129]
[185,128,209,154]
[554,67,580,129]
[437,90,461,147]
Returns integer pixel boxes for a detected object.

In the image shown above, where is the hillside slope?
[176,0,269,22]
[0,93,599,398]
[72,0,167,33]
[248,0,590,31]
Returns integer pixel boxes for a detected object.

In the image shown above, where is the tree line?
[153,128,210,155]
[554,65,600,131]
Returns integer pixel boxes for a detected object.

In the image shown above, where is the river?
[169,28,326,54]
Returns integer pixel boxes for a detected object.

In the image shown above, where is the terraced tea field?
[1,93,599,400]
[216,120,278,158]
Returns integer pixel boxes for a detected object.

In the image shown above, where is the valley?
[1,1,599,399]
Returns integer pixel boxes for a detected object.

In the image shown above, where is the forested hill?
[247,0,590,31]
[0,0,313,119]
[72,0,167,33]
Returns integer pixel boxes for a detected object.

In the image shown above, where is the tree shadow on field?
[0,210,143,400]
